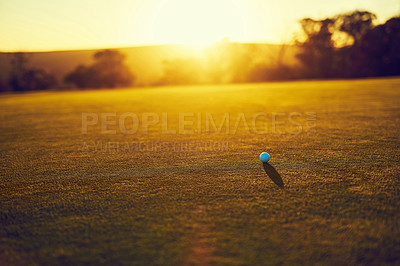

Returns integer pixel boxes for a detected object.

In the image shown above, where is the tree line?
[161,10,400,84]
[295,11,400,79]
[0,50,134,92]
[1,10,399,92]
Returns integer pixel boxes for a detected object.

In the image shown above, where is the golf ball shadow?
[262,163,284,188]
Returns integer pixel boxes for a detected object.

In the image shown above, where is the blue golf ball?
[259,152,270,163]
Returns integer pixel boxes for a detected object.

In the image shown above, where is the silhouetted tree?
[334,11,377,77]
[357,16,400,77]
[380,17,400,75]
[336,11,376,45]
[296,18,336,78]
[248,40,296,82]
[64,50,134,89]
[8,53,57,91]
[295,10,400,79]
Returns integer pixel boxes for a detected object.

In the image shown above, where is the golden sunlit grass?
[1,78,400,264]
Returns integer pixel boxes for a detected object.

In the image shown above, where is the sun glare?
[152,0,245,46]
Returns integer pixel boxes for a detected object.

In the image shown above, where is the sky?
[0,0,399,51]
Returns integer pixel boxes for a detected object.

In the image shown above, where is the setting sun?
[152,0,245,46]
[0,0,398,51]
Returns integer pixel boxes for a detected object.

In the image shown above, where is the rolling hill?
[0,43,299,87]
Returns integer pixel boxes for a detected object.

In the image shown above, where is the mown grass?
[1,78,400,265]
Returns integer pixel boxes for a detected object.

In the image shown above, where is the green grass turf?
[1,78,400,265]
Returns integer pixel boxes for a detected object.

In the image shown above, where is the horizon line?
[0,41,289,54]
